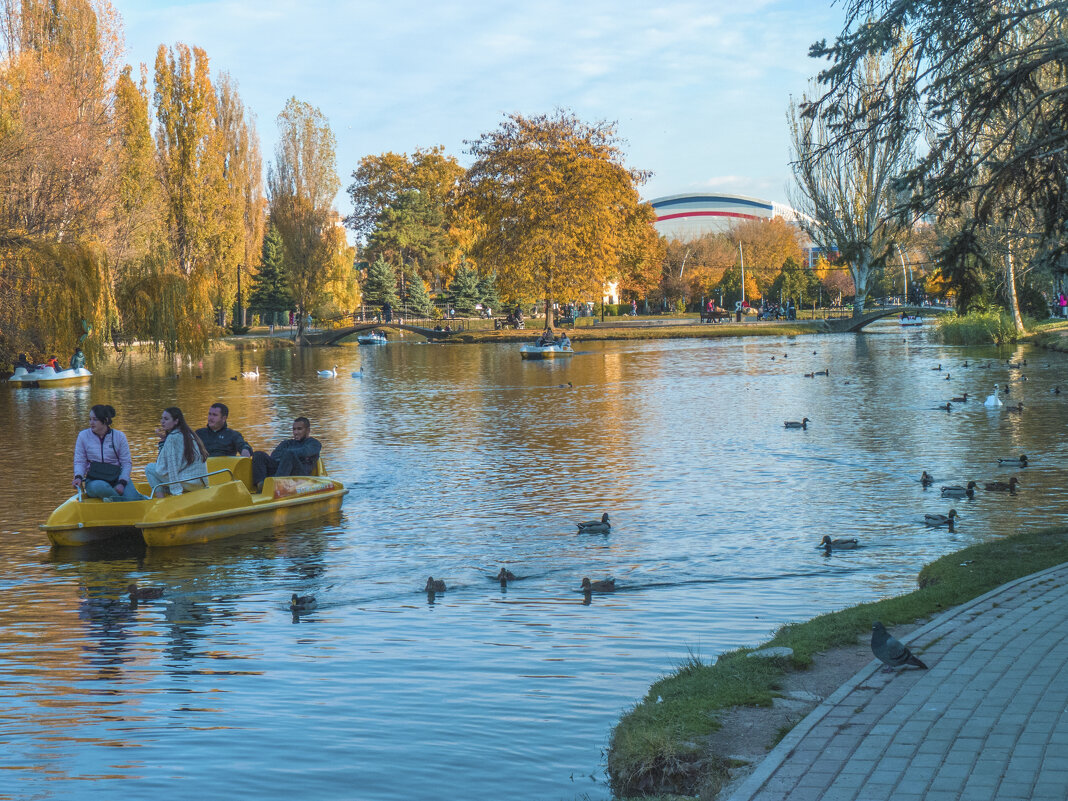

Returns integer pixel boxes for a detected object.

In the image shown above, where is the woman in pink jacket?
[72,404,145,501]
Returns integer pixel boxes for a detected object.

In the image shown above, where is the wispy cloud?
[115,0,845,210]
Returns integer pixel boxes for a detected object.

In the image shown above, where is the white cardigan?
[151,431,207,494]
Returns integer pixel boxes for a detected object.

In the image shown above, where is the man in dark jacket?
[251,417,322,490]
[196,403,253,458]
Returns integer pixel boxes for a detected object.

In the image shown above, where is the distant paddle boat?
[357,330,388,345]
[520,340,574,360]
[8,365,91,388]
[899,315,924,326]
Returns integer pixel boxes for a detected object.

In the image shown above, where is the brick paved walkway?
[728,562,1068,801]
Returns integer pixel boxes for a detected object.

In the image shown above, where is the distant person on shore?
[73,404,146,501]
[69,348,86,370]
[251,417,322,491]
[195,402,253,458]
[146,407,208,497]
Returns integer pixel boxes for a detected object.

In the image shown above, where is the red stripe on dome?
[655,211,764,222]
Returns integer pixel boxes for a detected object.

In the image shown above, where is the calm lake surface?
[2,324,1067,800]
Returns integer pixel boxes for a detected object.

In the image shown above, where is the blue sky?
[116,0,845,216]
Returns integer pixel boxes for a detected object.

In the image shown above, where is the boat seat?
[205,456,254,490]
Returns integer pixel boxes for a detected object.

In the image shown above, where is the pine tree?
[448,261,480,314]
[476,271,500,313]
[363,257,400,309]
[404,268,434,317]
[249,225,291,323]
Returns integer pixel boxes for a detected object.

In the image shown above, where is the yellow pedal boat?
[41,456,347,547]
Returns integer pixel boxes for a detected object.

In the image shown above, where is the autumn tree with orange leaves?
[461,111,659,325]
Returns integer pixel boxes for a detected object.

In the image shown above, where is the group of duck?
[818,456,1026,553]
[416,513,618,601]
[817,355,1040,554]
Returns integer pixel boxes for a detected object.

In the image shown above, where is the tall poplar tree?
[153,43,224,351]
[215,73,264,327]
[267,97,340,342]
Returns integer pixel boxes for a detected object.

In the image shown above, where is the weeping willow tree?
[0,239,114,365]
[0,0,122,367]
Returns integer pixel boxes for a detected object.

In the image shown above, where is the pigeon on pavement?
[871,621,928,671]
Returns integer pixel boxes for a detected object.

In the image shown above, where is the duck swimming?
[290,593,317,612]
[819,536,859,551]
[784,418,810,429]
[984,476,1020,493]
[936,403,952,412]
[425,577,447,593]
[1006,403,1024,413]
[941,481,977,499]
[924,509,958,528]
[128,583,164,602]
[997,454,1028,467]
[496,568,517,587]
[581,577,616,593]
[577,513,611,533]
[814,369,829,376]
[920,471,933,487]
[984,385,1003,407]
[950,393,968,403]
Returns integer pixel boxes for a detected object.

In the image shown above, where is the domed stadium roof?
[650,193,806,241]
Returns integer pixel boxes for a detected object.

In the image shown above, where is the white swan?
[317,365,337,378]
[984,385,1003,407]
[241,366,260,379]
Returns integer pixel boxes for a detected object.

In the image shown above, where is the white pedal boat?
[8,365,92,387]
[519,342,574,359]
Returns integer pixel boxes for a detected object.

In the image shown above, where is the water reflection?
[0,327,1067,799]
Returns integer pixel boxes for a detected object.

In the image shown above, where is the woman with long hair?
[146,406,208,497]
[72,404,146,501]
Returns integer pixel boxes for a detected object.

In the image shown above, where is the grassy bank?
[446,321,819,345]
[606,527,1068,799]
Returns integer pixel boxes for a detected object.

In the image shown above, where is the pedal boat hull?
[40,457,346,547]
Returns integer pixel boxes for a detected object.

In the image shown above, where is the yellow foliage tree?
[268,97,340,342]
[461,111,656,324]
[0,0,123,364]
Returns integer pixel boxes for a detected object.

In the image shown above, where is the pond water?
[2,324,1067,801]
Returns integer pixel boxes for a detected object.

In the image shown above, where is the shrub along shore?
[605,527,1068,799]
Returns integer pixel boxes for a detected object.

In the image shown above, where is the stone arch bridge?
[300,321,456,346]
[824,306,952,333]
